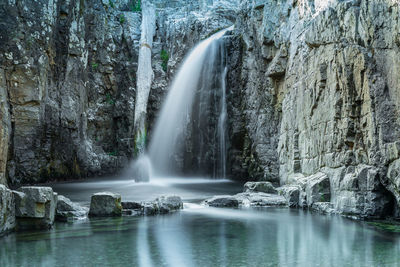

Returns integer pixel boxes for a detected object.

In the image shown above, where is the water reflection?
[1,208,400,267]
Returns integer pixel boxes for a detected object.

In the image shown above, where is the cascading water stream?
[132,26,233,181]
[218,66,228,179]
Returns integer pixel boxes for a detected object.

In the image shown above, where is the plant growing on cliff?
[131,0,141,12]
[160,50,169,72]
[105,93,115,105]
[134,127,147,156]
[108,0,115,8]
[108,151,118,157]
[92,62,99,70]
[119,14,126,24]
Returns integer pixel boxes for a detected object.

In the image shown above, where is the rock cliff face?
[0,0,143,184]
[0,0,232,185]
[226,0,400,217]
[1,0,400,217]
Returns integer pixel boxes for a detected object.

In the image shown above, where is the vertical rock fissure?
[133,0,156,155]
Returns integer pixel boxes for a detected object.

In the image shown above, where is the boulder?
[121,201,143,210]
[56,195,88,222]
[13,186,58,230]
[328,166,393,217]
[142,202,160,216]
[88,192,122,217]
[311,202,337,214]
[138,196,184,216]
[244,181,277,194]
[122,201,144,216]
[277,185,300,207]
[204,195,239,208]
[0,185,15,235]
[305,173,331,206]
[156,195,183,214]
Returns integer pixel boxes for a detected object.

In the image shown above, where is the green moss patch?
[367,221,400,233]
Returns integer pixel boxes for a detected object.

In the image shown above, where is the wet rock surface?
[0,0,399,219]
[225,0,400,218]
[125,195,184,216]
[56,195,88,222]
[13,186,58,230]
[0,185,15,235]
[235,192,286,207]
[204,195,240,208]
[277,185,300,207]
[0,0,236,185]
[204,181,286,208]
[244,181,277,194]
[89,192,122,217]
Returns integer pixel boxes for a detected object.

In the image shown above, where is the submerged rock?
[244,181,277,194]
[89,192,122,217]
[204,195,239,208]
[0,185,15,235]
[56,195,88,222]
[13,186,58,230]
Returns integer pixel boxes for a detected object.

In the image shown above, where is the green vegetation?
[26,37,34,50]
[109,0,114,8]
[92,62,99,70]
[160,50,169,72]
[79,0,85,16]
[108,151,118,157]
[119,13,126,24]
[134,128,147,155]
[368,221,400,233]
[105,93,115,105]
[131,0,141,12]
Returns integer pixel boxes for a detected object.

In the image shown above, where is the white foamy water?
[131,26,233,181]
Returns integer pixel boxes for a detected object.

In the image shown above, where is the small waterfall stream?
[218,66,228,178]
[132,26,233,181]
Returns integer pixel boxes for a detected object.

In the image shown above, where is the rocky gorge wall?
[1,0,400,218]
[0,0,145,185]
[0,0,235,185]
[226,0,400,217]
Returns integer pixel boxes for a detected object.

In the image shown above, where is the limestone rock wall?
[2,0,400,218]
[229,0,400,216]
[0,0,141,184]
[0,0,238,185]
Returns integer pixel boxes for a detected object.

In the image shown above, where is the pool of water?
[2,178,400,266]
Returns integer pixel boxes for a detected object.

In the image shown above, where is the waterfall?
[132,26,233,181]
[218,66,228,178]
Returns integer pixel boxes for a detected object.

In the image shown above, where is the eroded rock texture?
[0,0,143,184]
[0,0,238,185]
[0,185,15,235]
[227,0,400,217]
[1,0,400,218]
